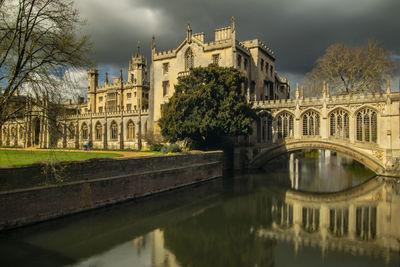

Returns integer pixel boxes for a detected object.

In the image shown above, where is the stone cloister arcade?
[0,109,149,150]
[58,110,149,150]
[247,83,400,176]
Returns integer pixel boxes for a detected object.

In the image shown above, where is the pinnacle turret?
[135,41,141,57]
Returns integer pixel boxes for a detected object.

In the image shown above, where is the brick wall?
[0,151,223,230]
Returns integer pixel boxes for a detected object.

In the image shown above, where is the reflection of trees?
[266,150,375,192]
[342,160,375,182]
[162,181,284,267]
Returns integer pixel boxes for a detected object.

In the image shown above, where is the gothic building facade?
[0,19,289,149]
[149,18,290,134]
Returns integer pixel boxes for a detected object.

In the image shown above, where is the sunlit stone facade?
[0,44,151,150]
[149,18,290,134]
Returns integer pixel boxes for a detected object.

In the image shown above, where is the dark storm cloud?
[75,0,400,85]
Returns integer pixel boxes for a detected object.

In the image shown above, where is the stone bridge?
[242,82,400,177]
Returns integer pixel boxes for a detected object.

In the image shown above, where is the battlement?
[95,81,136,91]
[154,38,234,60]
[65,109,149,120]
[241,39,275,58]
[235,40,250,53]
[215,26,232,42]
[132,55,145,64]
[278,76,288,84]
[193,32,205,43]
[204,38,233,51]
[253,91,400,109]
[153,49,176,60]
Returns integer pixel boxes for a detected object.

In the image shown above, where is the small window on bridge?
[330,109,349,139]
[276,112,294,139]
[302,110,320,136]
[356,108,377,143]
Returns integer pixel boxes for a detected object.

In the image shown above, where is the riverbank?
[0,151,223,231]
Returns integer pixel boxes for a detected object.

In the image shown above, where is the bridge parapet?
[252,92,400,110]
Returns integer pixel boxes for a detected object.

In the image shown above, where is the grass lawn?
[0,150,123,167]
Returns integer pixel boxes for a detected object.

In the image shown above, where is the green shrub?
[161,143,181,154]
[151,143,163,152]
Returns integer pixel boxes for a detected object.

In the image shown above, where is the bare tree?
[0,0,92,128]
[304,40,394,96]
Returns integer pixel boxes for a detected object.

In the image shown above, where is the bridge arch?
[250,139,385,174]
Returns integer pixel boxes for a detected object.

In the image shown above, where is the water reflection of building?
[260,177,400,263]
[132,229,181,267]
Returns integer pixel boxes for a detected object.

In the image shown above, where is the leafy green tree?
[158,65,256,149]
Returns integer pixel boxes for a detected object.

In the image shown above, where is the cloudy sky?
[74,0,400,89]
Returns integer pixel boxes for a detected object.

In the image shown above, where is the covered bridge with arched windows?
[242,81,400,177]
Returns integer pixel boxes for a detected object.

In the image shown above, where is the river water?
[0,150,399,267]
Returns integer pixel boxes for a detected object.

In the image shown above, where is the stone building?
[87,42,150,115]
[0,44,150,150]
[58,43,151,150]
[0,18,289,149]
[0,96,49,148]
[149,17,290,134]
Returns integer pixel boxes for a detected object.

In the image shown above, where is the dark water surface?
[0,150,399,267]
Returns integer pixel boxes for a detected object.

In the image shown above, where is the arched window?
[276,112,294,139]
[302,207,320,233]
[127,121,135,140]
[68,123,75,139]
[356,206,377,240]
[329,208,349,237]
[302,110,320,136]
[95,122,102,140]
[10,127,15,139]
[185,48,194,70]
[81,123,88,140]
[356,108,377,143]
[330,109,349,138]
[111,121,118,140]
[19,126,23,139]
[56,124,63,141]
[272,202,293,229]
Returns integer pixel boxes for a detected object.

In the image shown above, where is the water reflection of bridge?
[258,177,400,263]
